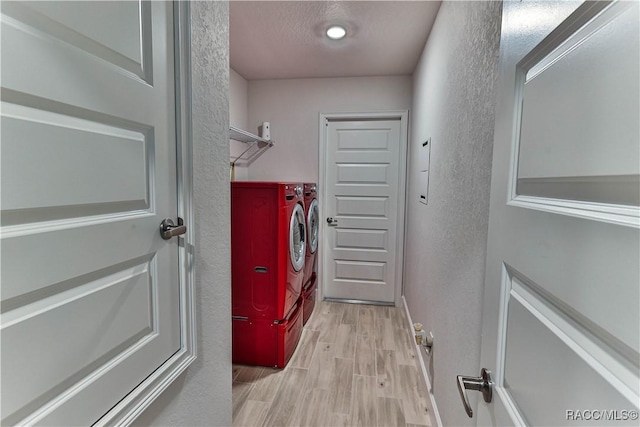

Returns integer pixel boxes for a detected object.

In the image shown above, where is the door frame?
[95,2,196,424]
[318,110,409,307]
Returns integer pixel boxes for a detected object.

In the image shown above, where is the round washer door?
[307,199,319,254]
[290,203,306,272]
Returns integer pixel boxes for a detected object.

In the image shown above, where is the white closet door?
[1,2,181,425]
[475,1,639,425]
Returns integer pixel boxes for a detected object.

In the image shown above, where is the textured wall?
[246,76,412,182]
[134,2,232,426]
[404,1,502,426]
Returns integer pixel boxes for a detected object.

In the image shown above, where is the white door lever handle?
[456,368,493,418]
[160,218,187,240]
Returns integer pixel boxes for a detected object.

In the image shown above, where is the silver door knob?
[160,218,187,240]
[456,368,493,418]
[326,217,338,226]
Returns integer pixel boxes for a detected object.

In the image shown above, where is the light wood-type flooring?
[232,301,432,427]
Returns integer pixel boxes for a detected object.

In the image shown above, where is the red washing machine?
[231,182,306,368]
[302,183,319,325]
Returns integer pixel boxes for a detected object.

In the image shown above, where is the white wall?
[230,68,250,181]
[230,68,248,129]
[134,2,232,425]
[246,76,412,182]
[404,1,502,426]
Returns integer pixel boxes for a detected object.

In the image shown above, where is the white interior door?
[322,118,403,304]
[474,1,640,426]
[1,2,181,425]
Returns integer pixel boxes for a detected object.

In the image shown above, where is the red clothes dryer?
[302,183,319,325]
[231,182,306,368]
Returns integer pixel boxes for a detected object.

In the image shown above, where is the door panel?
[1,102,150,224]
[515,0,639,206]
[336,196,388,217]
[18,1,148,70]
[503,290,634,427]
[516,4,639,181]
[324,119,401,303]
[1,2,180,425]
[337,163,390,183]
[335,260,386,281]
[478,1,639,426]
[335,228,388,251]
[2,260,154,419]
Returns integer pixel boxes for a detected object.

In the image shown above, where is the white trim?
[95,2,196,425]
[402,296,443,427]
[396,111,409,307]
[318,110,409,306]
[494,265,528,427]
[323,297,394,307]
[495,387,527,427]
[495,264,511,388]
[508,196,639,229]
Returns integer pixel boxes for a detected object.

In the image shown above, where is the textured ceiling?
[230,1,442,80]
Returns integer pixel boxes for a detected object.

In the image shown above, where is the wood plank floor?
[233,301,432,427]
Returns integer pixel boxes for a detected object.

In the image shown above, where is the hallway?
[232,301,432,427]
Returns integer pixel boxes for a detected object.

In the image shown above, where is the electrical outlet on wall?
[259,121,270,140]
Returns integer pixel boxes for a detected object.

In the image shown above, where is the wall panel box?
[419,170,429,205]
[421,137,431,171]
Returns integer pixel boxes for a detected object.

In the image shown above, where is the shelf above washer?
[230,126,274,166]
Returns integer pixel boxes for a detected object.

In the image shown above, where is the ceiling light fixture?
[326,25,347,40]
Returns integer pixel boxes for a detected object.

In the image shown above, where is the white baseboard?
[402,296,443,427]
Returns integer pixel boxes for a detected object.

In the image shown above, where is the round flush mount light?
[326,25,347,40]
